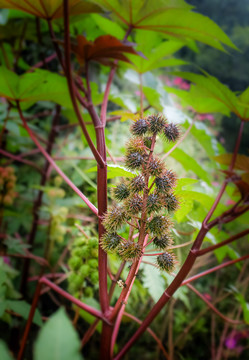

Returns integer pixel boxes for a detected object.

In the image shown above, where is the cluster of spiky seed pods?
[0,167,16,206]
[102,114,180,272]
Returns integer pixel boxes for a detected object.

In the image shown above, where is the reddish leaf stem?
[0,149,42,172]
[17,103,98,216]
[186,283,242,325]
[196,228,249,256]
[62,1,105,168]
[203,120,245,226]
[182,253,249,286]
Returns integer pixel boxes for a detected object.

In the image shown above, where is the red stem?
[62,2,105,168]
[186,283,242,325]
[17,103,98,216]
[196,228,249,256]
[123,311,169,360]
[204,120,245,226]
[0,149,42,172]
[182,253,249,286]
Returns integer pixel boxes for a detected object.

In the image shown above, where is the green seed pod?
[146,215,171,236]
[68,256,82,271]
[153,233,173,249]
[74,237,88,247]
[84,286,94,298]
[131,118,149,136]
[148,114,167,134]
[113,183,130,201]
[101,232,122,252]
[88,259,98,268]
[118,241,142,261]
[69,273,83,291]
[129,175,145,192]
[103,206,127,232]
[156,252,175,272]
[163,123,180,142]
[88,237,98,248]
[125,152,146,170]
[90,248,98,258]
[155,170,176,193]
[78,245,91,258]
[146,193,162,214]
[125,193,143,214]
[79,264,90,278]
[90,271,99,285]
[147,157,164,176]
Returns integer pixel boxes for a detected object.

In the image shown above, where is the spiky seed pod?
[126,137,147,155]
[163,193,179,212]
[146,215,171,236]
[157,252,175,272]
[113,183,130,201]
[144,136,153,148]
[146,193,162,214]
[155,170,176,193]
[125,152,146,170]
[118,241,142,261]
[131,118,149,136]
[101,232,121,252]
[103,206,127,232]
[147,157,164,176]
[163,123,180,142]
[129,175,145,192]
[125,194,143,214]
[153,233,173,249]
[148,114,167,134]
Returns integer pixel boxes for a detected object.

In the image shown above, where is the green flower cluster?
[68,236,99,299]
[102,114,181,272]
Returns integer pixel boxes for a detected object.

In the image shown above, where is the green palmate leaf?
[141,263,165,302]
[143,86,163,111]
[34,308,83,360]
[0,67,72,108]
[165,86,230,116]
[91,13,125,39]
[6,300,42,326]
[0,340,14,360]
[169,71,249,120]
[92,0,236,51]
[126,30,186,73]
[188,122,225,158]
[170,147,211,184]
[0,0,102,20]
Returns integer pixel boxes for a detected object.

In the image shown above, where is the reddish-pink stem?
[62,2,104,168]
[123,311,169,359]
[17,103,98,216]
[204,120,245,226]
[196,229,249,256]
[18,276,106,360]
[186,283,242,325]
[0,149,42,172]
[182,253,249,286]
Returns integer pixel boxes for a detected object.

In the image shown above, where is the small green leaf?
[170,147,211,184]
[141,263,165,302]
[6,300,42,326]
[0,340,14,360]
[34,308,83,360]
[235,293,249,324]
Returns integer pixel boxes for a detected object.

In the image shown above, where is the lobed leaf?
[0,0,102,20]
